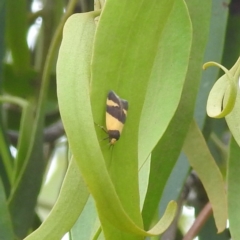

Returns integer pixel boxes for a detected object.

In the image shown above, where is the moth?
[105,90,128,145]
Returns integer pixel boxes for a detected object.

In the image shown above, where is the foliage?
[0,0,240,240]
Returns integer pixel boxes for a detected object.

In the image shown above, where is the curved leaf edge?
[203,57,240,118]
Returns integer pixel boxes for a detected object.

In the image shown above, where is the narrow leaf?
[227,137,240,239]
[24,159,89,240]
[183,119,227,233]
[0,178,14,240]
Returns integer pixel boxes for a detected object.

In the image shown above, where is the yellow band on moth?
[106,112,124,133]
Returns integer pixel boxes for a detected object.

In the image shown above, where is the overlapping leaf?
[183,120,227,233]
[24,159,89,240]
[227,137,240,239]
[142,0,212,228]
[57,6,177,238]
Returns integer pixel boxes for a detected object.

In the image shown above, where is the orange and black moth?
[106,91,128,145]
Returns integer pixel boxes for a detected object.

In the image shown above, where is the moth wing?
[106,91,128,134]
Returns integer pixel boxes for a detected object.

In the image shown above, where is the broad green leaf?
[0,178,14,240]
[159,3,228,228]
[227,136,240,239]
[91,0,178,237]
[70,155,152,239]
[142,0,211,228]
[183,119,227,233]
[70,157,151,239]
[24,159,89,240]
[138,0,192,168]
[57,9,177,238]
[139,0,192,228]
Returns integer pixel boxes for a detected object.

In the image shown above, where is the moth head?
[109,138,117,145]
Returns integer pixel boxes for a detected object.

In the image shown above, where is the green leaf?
[57,9,177,238]
[3,64,37,98]
[0,124,13,194]
[142,0,212,228]
[8,119,44,239]
[0,95,44,238]
[0,178,15,240]
[90,0,186,237]
[203,57,240,146]
[224,63,240,147]
[6,0,30,73]
[70,196,100,240]
[13,103,35,180]
[227,137,240,239]
[0,95,32,193]
[92,0,184,235]
[8,0,78,236]
[203,58,240,118]
[139,155,151,210]
[0,0,5,90]
[183,119,227,233]
[24,159,89,240]
[138,0,192,168]
[159,153,190,216]
[195,0,229,128]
